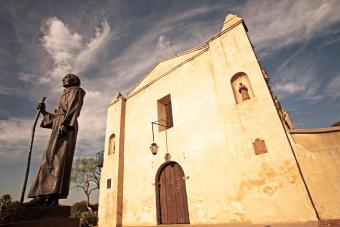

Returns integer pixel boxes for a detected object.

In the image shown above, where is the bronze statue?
[26,74,85,207]
[238,82,250,101]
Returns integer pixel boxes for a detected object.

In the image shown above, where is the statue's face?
[62,75,75,87]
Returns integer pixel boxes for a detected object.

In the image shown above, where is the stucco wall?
[290,127,340,219]
[99,15,317,227]
[98,98,126,227]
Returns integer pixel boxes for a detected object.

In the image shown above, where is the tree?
[331,121,340,127]
[286,109,311,128]
[71,158,101,210]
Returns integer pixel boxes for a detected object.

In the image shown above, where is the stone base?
[125,222,318,227]
[122,221,340,227]
[0,205,78,227]
[0,217,79,227]
[10,205,70,222]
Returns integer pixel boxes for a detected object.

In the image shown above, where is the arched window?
[108,133,115,155]
[231,72,254,104]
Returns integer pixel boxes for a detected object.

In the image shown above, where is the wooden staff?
[20,97,46,204]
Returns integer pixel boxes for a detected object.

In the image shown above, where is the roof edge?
[126,47,209,99]
[109,14,245,108]
[289,126,340,134]
[126,44,208,97]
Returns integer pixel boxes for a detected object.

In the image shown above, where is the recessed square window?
[157,94,173,131]
[107,179,111,189]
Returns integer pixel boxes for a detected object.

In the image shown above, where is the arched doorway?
[156,162,190,224]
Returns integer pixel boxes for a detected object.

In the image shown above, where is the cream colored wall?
[99,15,318,227]
[129,47,206,96]
[290,127,340,219]
[98,98,125,227]
[119,16,316,226]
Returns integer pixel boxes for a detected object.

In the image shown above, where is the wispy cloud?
[240,0,340,56]
[157,35,171,50]
[164,4,226,26]
[0,118,49,164]
[98,5,226,94]
[0,85,15,96]
[271,61,325,102]
[326,74,340,99]
[76,90,110,156]
[274,82,305,95]
[40,17,112,80]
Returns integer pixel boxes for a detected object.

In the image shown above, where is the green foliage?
[70,201,88,218]
[73,158,98,174]
[79,211,98,227]
[0,194,18,224]
[331,121,340,127]
[71,157,101,209]
[70,201,98,227]
[90,203,98,211]
[0,194,12,207]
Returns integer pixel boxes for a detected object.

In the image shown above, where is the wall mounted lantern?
[150,121,168,155]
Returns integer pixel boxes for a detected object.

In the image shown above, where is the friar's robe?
[28,86,85,198]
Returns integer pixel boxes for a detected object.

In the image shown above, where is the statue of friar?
[26,73,85,207]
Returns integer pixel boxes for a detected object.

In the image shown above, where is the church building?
[98,14,340,227]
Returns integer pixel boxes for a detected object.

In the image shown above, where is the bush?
[0,194,12,207]
[89,203,98,211]
[0,194,19,224]
[79,211,98,227]
[70,201,88,218]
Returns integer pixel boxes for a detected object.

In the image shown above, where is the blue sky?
[0,0,339,205]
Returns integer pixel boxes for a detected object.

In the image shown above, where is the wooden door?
[157,162,190,224]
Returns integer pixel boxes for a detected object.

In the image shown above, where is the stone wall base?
[319,219,340,227]
[124,221,340,227]
[125,221,318,227]
[0,217,79,227]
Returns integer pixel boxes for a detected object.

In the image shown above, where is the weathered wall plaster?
[98,14,318,227]
[290,127,340,219]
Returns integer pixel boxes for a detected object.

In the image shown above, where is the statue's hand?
[37,102,46,115]
[58,124,68,137]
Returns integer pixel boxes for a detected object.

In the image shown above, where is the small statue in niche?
[238,82,250,101]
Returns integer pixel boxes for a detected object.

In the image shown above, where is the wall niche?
[108,133,116,155]
[230,72,255,104]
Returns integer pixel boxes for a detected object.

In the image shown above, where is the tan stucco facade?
[290,127,340,219]
[97,14,340,227]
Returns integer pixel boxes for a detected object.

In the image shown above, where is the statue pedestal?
[0,205,79,227]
